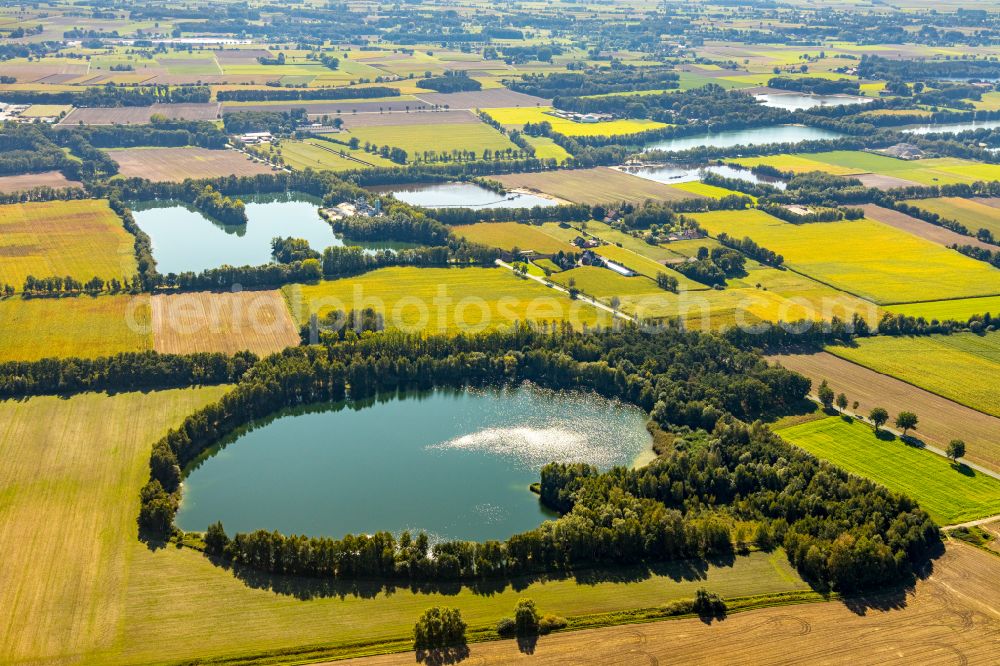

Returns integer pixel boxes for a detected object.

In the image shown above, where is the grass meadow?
[0,295,152,362]
[777,415,1000,525]
[283,266,608,332]
[279,138,396,171]
[0,199,138,290]
[691,209,1000,304]
[826,331,1000,417]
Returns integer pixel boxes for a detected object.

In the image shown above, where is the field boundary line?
[824,347,1000,421]
[495,259,636,322]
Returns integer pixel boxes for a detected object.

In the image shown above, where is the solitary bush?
[538,614,568,634]
[496,616,517,637]
[514,598,540,635]
[413,606,467,650]
[692,588,727,619]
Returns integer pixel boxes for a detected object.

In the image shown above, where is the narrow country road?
[495,259,636,323]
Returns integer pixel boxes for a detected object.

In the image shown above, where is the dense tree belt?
[135,326,936,594]
[217,87,399,102]
[0,351,255,397]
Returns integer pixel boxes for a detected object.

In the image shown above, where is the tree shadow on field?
[516,633,538,655]
[415,644,471,665]
[839,539,943,617]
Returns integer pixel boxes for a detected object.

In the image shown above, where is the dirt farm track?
[335,543,1000,666]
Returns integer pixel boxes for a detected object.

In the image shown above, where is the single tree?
[852,400,860,411]
[835,393,848,412]
[946,439,966,462]
[513,598,540,635]
[869,407,889,433]
[894,411,918,436]
[817,379,835,410]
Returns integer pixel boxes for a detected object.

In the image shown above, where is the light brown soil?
[861,204,996,251]
[768,350,1000,473]
[0,171,81,194]
[856,173,923,190]
[333,542,1000,666]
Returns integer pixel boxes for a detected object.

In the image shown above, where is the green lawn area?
[777,415,1000,525]
[826,331,1000,418]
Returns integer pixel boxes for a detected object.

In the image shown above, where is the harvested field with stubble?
[151,291,301,356]
[107,147,274,181]
[333,542,1000,666]
[0,170,81,194]
[0,387,232,664]
[60,103,221,125]
[769,351,1000,473]
[0,199,137,290]
[494,168,700,205]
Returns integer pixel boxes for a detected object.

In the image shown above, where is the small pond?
[621,163,787,190]
[177,383,654,542]
[755,92,872,111]
[370,182,558,209]
[131,192,339,274]
[643,125,843,153]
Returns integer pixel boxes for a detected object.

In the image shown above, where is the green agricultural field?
[885,295,1000,321]
[448,222,575,253]
[485,106,667,137]
[670,180,754,200]
[345,122,516,159]
[0,199,138,291]
[0,295,152,362]
[279,138,396,172]
[0,388,811,665]
[901,197,1000,239]
[692,209,1000,304]
[283,266,607,333]
[522,135,572,161]
[827,331,1000,418]
[777,416,1000,525]
[731,154,863,176]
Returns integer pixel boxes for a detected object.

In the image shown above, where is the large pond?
[902,119,1000,135]
[370,181,558,209]
[131,192,340,274]
[643,124,843,153]
[755,92,872,111]
[177,383,654,542]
